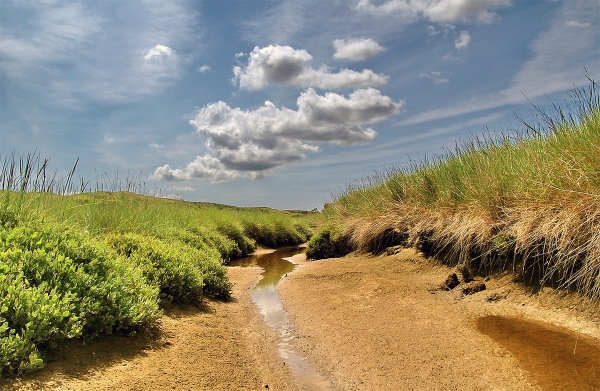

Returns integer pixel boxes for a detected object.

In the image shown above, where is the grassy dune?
[308,80,600,299]
[0,166,314,375]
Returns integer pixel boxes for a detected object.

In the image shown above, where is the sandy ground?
[2,248,599,391]
[278,249,600,391]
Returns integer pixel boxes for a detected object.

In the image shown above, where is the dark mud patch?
[476,315,600,391]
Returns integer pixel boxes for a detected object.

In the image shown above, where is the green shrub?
[306,225,355,260]
[216,222,255,258]
[105,233,232,301]
[0,220,160,375]
[177,226,241,263]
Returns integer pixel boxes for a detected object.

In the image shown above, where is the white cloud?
[454,31,471,50]
[169,185,196,192]
[233,45,388,90]
[104,134,115,143]
[355,0,512,24]
[144,44,175,62]
[566,20,591,28]
[149,142,164,149]
[153,88,403,182]
[420,71,449,84]
[333,38,385,61]
[197,64,211,73]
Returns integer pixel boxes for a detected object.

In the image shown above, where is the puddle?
[476,315,600,391]
[231,247,335,390]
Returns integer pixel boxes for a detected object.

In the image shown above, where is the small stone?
[441,273,460,290]
[461,282,486,295]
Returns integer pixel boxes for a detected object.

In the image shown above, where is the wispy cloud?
[197,64,211,73]
[355,0,512,24]
[233,45,388,90]
[454,31,471,50]
[153,88,403,182]
[169,185,196,192]
[565,20,591,28]
[333,38,385,61]
[0,0,197,106]
[420,71,449,84]
[399,0,599,126]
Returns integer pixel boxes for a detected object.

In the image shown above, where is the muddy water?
[476,315,600,391]
[231,248,335,390]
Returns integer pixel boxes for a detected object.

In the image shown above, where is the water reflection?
[230,247,299,289]
[231,247,335,390]
[477,315,600,391]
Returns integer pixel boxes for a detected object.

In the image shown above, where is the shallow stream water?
[477,315,600,391]
[230,247,335,390]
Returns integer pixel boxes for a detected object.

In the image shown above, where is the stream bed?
[230,247,335,390]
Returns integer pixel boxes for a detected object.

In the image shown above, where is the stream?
[230,247,335,390]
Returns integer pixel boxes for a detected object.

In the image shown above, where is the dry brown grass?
[317,80,600,299]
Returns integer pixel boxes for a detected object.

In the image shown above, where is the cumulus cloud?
[333,38,385,61]
[153,88,403,182]
[233,45,388,90]
[454,31,471,50]
[355,0,512,24]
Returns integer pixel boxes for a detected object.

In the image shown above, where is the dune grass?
[309,79,600,299]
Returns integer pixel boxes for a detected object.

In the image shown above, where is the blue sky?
[1,0,598,210]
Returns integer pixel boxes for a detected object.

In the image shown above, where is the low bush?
[105,233,232,301]
[0,220,160,375]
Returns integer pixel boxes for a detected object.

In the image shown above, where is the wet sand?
[2,248,599,390]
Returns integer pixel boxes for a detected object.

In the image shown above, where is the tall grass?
[312,79,600,299]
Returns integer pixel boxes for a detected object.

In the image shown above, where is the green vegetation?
[309,79,600,299]
[0,160,314,376]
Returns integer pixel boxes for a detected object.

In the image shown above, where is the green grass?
[0,160,315,376]
[310,79,600,299]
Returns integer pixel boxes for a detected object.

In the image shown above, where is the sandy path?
[278,249,600,391]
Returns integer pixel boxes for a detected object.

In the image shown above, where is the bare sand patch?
[277,249,600,391]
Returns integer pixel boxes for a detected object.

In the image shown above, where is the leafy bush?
[306,225,355,260]
[215,222,255,258]
[105,233,232,301]
[176,226,241,263]
[0,220,160,375]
